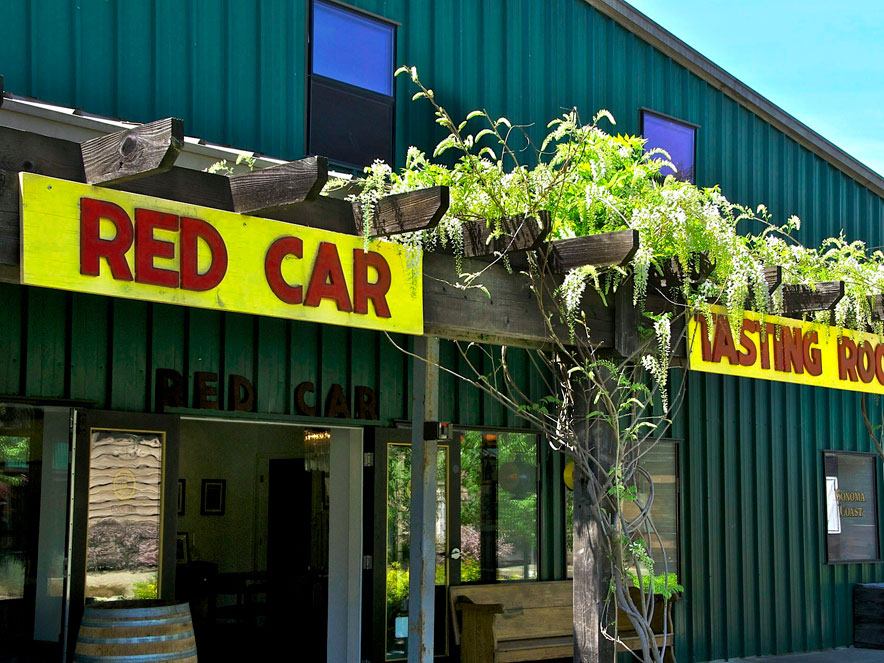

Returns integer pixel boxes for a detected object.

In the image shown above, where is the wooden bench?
[449,580,676,663]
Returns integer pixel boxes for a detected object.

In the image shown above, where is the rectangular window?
[459,431,539,582]
[309,0,396,168]
[565,441,680,579]
[824,451,880,563]
[641,109,697,183]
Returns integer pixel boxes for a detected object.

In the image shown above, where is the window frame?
[306,0,399,170]
[823,449,882,565]
[639,107,699,184]
[563,437,682,581]
[455,426,542,584]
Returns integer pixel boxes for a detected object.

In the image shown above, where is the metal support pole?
[407,335,439,663]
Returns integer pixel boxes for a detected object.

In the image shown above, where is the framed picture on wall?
[201,479,226,515]
[178,479,186,516]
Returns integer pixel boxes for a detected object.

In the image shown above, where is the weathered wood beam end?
[545,229,639,274]
[355,186,449,238]
[781,281,844,316]
[81,117,184,186]
[229,156,329,214]
[460,210,549,259]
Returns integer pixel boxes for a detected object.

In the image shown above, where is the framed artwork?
[176,532,190,564]
[200,479,226,515]
[178,479,186,516]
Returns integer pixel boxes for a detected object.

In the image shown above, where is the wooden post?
[573,398,617,663]
[408,336,440,663]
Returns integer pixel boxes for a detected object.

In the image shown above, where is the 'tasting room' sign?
[19,173,422,335]
[689,306,884,395]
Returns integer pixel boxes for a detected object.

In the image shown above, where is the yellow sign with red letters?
[688,306,884,394]
[19,173,422,335]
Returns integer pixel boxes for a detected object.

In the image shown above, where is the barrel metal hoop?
[84,604,191,619]
[80,616,193,629]
[77,631,194,645]
[73,647,198,663]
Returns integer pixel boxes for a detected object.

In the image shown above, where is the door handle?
[449,548,461,560]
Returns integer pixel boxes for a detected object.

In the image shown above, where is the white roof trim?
[0,93,350,180]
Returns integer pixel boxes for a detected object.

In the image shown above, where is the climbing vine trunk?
[573,402,617,663]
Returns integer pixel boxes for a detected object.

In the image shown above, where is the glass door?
[0,404,72,661]
[370,429,460,662]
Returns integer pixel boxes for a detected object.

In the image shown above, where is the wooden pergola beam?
[781,281,844,316]
[423,251,613,349]
[508,228,639,273]
[459,211,549,259]
[81,117,184,186]
[354,186,449,238]
[229,156,328,214]
[549,229,639,272]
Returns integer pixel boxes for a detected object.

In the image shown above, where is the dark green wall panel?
[0,286,533,432]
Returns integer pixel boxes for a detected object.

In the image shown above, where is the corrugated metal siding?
[3,0,880,242]
[0,283,527,428]
[4,1,884,661]
[674,372,884,662]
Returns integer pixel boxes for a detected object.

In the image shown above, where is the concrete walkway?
[727,648,884,662]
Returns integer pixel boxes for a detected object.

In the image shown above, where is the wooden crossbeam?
[354,186,449,238]
[81,117,184,185]
[781,281,844,316]
[460,211,549,258]
[229,156,328,214]
[423,251,613,349]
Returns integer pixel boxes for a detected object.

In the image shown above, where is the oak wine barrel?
[75,600,198,663]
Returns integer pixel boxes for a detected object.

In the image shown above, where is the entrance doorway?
[176,419,361,663]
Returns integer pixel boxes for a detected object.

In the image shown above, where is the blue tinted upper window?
[642,111,696,183]
[312,1,394,96]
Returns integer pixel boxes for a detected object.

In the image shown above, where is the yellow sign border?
[20,173,423,335]
[688,305,884,395]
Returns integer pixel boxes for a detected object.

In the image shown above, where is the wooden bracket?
[229,156,328,214]
[460,211,549,258]
[353,186,449,238]
[763,266,782,293]
[80,117,184,186]
[781,281,844,316]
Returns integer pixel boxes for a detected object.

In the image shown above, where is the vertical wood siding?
[3,1,884,661]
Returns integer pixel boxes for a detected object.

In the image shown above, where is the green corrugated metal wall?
[0,282,537,430]
[3,1,884,661]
